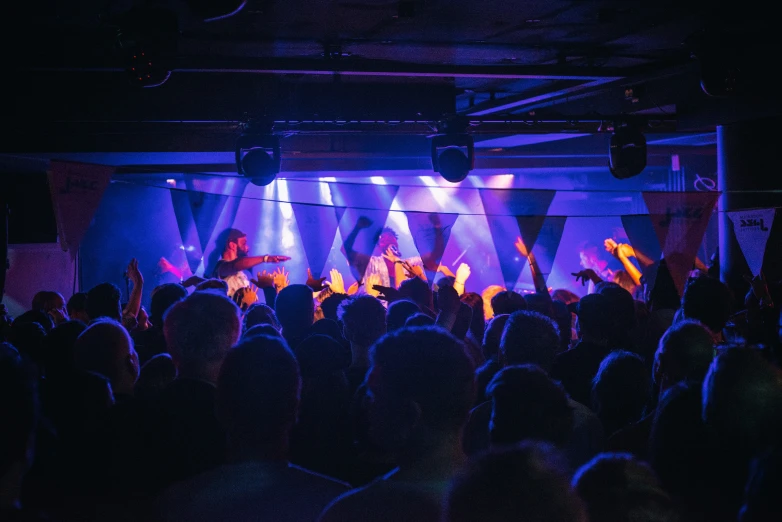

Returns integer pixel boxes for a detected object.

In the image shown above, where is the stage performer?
[212,228,290,297]
[342,216,450,290]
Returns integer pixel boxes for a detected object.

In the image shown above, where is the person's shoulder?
[286,463,351,492]
[318,477,441,522]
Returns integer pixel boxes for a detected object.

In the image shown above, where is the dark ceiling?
[4,0,780,172]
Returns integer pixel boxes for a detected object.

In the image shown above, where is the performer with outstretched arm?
[212,228,290,297]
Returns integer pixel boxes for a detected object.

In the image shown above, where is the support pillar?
[717,118,782,302]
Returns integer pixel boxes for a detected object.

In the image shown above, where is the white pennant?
[728,208,776,276]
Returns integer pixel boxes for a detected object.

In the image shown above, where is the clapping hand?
[327,268,346,294]
[306,268,328,292]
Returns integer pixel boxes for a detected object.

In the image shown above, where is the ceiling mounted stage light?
[236,125,281,186]
[609,121,647,180]
[431,127,474,183]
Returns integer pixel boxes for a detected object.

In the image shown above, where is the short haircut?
[163,290,241,369]
[66,292,89,316]
[370,326,475,431]
[487,365,573,448]
[73,319,133,385]
[702,347,782,452]
[591,351,650,428]
[150,283,188,324]
[320,293,349,322]
[500,310,560,372]
[87,282,122,320]
[682,276,733,334]
[447,442,586,522]
[217,335,300,445]
[195,279,229,295]
[575,293,613,340]
[32,291,64,313]
[386,299,421,332]
[399,276,432,308]
[658,320,715,383]
[275,285,315,334]
[338,295,387,347]
[482,314,509,360]
[405,313,435,328]
[573,453,677,522]
[244,303,281,332]
[491,290,527,316]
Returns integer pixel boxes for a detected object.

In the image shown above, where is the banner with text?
[405,212,459,286]
[48,160,114,259]
[728,208,776,276]
[643,191,720,296]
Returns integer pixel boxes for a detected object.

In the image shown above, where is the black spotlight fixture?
[431,118,474,183]
[609,121,647,180]
[236,122,281,187]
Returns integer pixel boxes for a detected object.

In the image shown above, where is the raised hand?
[242,285,259,307]
[252,270,274,289]
[382,245,401,264]
[328,268,346,294]
[455,262,471,285]
[572,269,599,286]
[126,258,143,286]
[514,236,530,257]
[604,238,619,256]
[616,243,636,258]
[373,284,401,303]
[402,261,424,279]
[356,216,373,229]
[365,273,382,297]
[347,281,360,295]
[272,267,290,291]
[306,268,328,292]
[744,273,772,302]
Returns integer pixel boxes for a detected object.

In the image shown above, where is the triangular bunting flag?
[728,208,776,276]
[621,215,663,266]
[478,188,556,216]
[332,183,400,282]
[485,215,548,290]
[188,189,230,254]
[532,217,568,284]
[170,190,204,275]
[48,160,114,260]
[643,191,720,296]
[405,212,459,286]
[293,203,345,278]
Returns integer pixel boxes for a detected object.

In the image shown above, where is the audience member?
[338,295,387,397]
[320,327,475,521]
[591,350,650,437]
[159,335,348,522]
[74,319,140,401]
[445,442,587,522]
[386,300,420,332]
